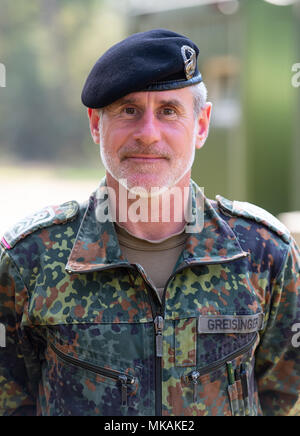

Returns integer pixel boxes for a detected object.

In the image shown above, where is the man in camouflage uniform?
[0,29,299,416]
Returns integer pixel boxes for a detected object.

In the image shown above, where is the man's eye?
[123,107,137,115]
[162,108,176,116]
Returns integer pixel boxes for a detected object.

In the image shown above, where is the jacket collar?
[66,177,248,274]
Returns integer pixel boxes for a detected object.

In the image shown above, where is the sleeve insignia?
[1,201,79,249]
[216,195,291,244]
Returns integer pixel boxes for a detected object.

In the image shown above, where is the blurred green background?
[0,0,300,230]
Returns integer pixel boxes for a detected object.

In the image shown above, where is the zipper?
[189,370,201,402]
[153,314,164,415]
[50,342,136,407]
[185,332,258,398]
[154,315,164,357]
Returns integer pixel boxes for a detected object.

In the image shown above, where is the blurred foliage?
[0,0,126,164]
[243,0,297,214]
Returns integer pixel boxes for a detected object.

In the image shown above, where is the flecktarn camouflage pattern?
[0,178,299,416]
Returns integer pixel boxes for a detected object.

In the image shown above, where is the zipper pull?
[188,370,200,402]
[118,374,135,407]
[119,375,128,406]
[154,316,164,357]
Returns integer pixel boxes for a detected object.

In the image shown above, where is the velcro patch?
[198,313,264,334]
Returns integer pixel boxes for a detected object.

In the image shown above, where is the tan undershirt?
[115,223,188,299]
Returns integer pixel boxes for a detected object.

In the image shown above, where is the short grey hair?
[190,81,208,117]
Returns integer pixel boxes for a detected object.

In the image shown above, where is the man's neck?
[106,172,191,242]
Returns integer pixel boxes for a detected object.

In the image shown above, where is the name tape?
[198,313,264,334]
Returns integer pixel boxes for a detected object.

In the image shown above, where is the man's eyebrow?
[110,97,138,108]
[110,97,186,110]
[158,99,185,110]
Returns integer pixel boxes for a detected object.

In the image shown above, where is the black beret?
[81,29,202,109]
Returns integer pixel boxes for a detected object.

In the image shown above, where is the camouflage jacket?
[0,178,299,416]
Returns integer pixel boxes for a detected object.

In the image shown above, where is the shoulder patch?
[216,195,291,244]
[1,201,79,250]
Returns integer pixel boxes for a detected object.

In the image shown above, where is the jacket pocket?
[44,340,139,415]
[184,332,258,416]
[50,342,136,407]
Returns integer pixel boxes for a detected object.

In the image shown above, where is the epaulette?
[216,195,291,244]
[1,201,79,250]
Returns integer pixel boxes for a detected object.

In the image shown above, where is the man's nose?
[132,110,161,145]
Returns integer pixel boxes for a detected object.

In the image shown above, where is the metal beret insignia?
[181,45,197,80]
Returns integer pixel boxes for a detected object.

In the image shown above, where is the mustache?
[119,146,172,161]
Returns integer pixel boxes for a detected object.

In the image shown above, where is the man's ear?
[195,102,212,150]
[87,108,100,144]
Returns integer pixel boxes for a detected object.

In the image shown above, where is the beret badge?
[181,45,197,80]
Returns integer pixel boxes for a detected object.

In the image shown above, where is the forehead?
[110,87,194,108]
